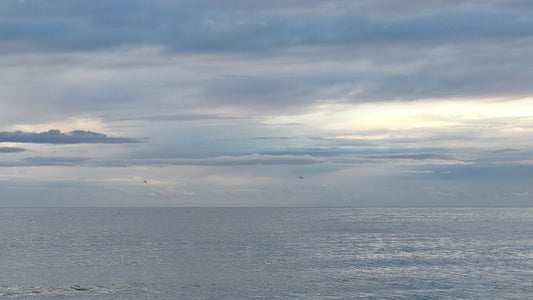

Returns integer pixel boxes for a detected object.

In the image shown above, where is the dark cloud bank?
[0,129,138,144]
[3,0,533,113]
[2,1,533,52]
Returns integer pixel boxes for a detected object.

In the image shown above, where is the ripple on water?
[0,283,165,299]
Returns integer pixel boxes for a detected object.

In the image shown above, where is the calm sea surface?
[1,207,532,299]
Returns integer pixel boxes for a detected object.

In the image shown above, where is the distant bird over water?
[299,176,303,179]
[143,180,148,184]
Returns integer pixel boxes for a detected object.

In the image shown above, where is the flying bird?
[143,180,148,184]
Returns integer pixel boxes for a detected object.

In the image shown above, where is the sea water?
[1,207,532,299]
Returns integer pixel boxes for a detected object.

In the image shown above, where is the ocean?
[1,207,532,299]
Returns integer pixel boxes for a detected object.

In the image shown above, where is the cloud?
[0,153,322,168]
[0,1,532,112]
[0,156,90,167]
[0,147,25,153]
[396,170,434,174]
[252,136,297,140]
[0,151,467,168]
[22,156,90,166]
[3,18,533,122]
[2,1,533,53]
[429,164,533,180]
[115,112,247,123]
[513,191,531,197]
[490,148,520,153]
[109,153,325,167]
[368,153,457,160]
[0,129,138,144]
[1,1,533,207]
[326,153,467,166]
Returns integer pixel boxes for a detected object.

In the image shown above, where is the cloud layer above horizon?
[1,0,533,206]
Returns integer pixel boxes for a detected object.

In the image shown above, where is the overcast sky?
[1,0,533,206]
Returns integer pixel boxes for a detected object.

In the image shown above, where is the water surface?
[1,207,532,299]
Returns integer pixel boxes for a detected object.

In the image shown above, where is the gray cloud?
[425,164,533,180]
[0,151,464,168]
[0,156,90,167]
[22,156,90,166]
[0,153,323,167]
[2,1,533,119]
[164,153,322,166]
[252,136,297,140]
[100,154,325,167]
[490,148,520,153]
[116,113,245,122]
[0,129,138,144]
[367,153,457,160]
[0,147,26,153]
[2,1,533,53]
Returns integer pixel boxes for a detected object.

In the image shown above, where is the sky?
[1,0,533,206]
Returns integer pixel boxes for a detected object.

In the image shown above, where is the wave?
[0,283,163,298]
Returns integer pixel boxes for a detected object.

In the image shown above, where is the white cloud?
[266,98,533,131]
